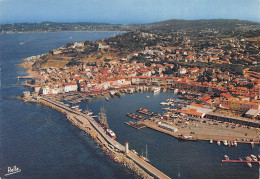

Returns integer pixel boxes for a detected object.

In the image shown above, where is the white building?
[64,83,78,93]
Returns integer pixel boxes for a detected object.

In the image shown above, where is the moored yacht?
[223,140,228,146]
[106,128,116,139]
[250,154,258,161]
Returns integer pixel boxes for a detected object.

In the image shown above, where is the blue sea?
[0,31,259,179]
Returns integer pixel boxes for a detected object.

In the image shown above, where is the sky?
[0,0,260,24]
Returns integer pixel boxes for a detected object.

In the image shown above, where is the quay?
[39,97,170,179]
[125,121,147,130]
[222,159,260,164]
[140,119,260,145]
[17,75,33,79]
[206,112,260,128]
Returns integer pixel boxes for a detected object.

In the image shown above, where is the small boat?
[109,91,115,97]
[246,162,252,168]
[224,155,229,160]
[251,155,258,161]
[84,110,93,116]
[131,149,138,155]
[251,142,254,148]
[209,139,213,144]
[174,89,179,94]
[239,157,243,161]
[234,141,237,147]
[217,140,220,146]
[147,96,150,98]
[223,140,228,146]
[246,156,252,161]
[228,141,231,147]
[154,89,160,94]
[106,128,116,139]
[105,97,109,101]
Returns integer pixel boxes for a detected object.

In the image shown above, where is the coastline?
[17,56,42,81]
[18,56,260,145]
[0,30,129,35]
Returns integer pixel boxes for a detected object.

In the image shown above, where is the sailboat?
[98,107,116,139]
[140,144,150,162]
[84,105,93,116]
[99,107,109,129]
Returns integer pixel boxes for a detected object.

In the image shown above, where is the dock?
[40,97,170,179]
[126,113,149,121]
[125,121,146,129]
[222,159,260,163]
[17,75,33,79]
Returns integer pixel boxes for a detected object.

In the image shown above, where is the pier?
[40,97,170,179]
[222,159,260,163]
[17,75,33,79]
[125,121,147,129]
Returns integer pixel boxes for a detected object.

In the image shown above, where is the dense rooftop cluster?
[21,26,260,119]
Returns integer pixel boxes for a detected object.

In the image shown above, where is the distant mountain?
[138,19,260,35]
[147,19,259,29]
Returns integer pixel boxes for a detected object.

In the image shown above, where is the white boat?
[224,155,229,160]
[109,91,116,97]
[84,110,93,116]
[246,156,252,161]
[234,141,237,147]
[154,89,160,94]
[131,149,138,155]
[160,102,168,105]
[174,89,179,94]
[251,154,258,161]
[209,139,213,144]
[247,162,252,168]
[105,97,109,101]
[223,140,228,146]
[106,129,116,139]
[251,142,254,148]
[217,140,220,146]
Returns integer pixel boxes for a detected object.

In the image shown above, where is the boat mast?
[99,107,108,128]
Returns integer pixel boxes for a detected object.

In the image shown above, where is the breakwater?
[34,97,170,179]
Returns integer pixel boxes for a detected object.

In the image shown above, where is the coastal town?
[21,30,260,121]
[18,27,260,177]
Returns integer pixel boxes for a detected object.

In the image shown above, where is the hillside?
[1,19,260,36]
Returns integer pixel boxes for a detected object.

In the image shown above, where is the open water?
[0,31,259,179]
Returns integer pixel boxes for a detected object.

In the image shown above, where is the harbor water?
[0,32,259,178]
